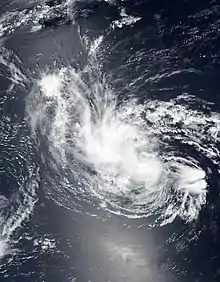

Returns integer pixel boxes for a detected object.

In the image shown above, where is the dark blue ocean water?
[0,1,220,281]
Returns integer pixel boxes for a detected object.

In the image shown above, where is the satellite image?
[0,0,220,281]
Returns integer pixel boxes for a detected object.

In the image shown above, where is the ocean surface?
[0,0,220,281]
